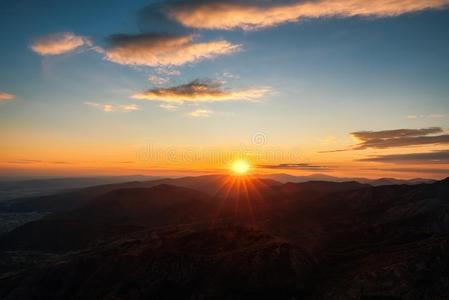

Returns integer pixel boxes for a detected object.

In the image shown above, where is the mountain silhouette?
[0,175,279,213]
[0,176,449,299]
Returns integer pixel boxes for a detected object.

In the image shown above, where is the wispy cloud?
[257,163,330,170]
[159,103,179,111]
[101,33,240,67]
[6,159,71,165]
[164,0,449,30]
[30,32,91,56]
[119,104,140,112]
[189,109,213,118]
[7,159,42,164]
[148,68,181,86]
[322,127,449,152]
[0,91,15,101]
[157,68,181,76]
[132,79,269,104]
[148,75,169,86]
[359,150,449,164]
[353,127,442,140]
[351,127,449,149]
[85,102,139,112]
[405,114,446,119]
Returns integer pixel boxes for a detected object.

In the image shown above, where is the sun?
[231,160,250,175]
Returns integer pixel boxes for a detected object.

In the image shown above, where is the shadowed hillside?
[0,177,448,299]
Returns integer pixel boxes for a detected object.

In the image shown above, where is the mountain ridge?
[1,176,449,299]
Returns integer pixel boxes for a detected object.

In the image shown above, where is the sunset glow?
[0,0,448,180]
[231,160,250,175]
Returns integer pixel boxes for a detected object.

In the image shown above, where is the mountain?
[1,177,449,299]
[0,173,434,214]
[0,178,370,253]
[0,227,316,300]
[278,180,369,199]
[0,175,163,202]
[0,185,216,252]
[58,184,215,225]
[0,174,281,213]
[259,173,436,186]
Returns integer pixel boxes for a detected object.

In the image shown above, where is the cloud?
[0,91,15,101]
[138,2,191,35]
[352,127,442,140]
[405,114,446,119]
[132,79,269,104]
[157,68,181,76]
[257,163,329,170]
[164,0,449,30]
[7,159,42,164]
[159,103,179,111]
[119,104,140,112]
[6,159,71,165]
[322,127,449,152]
[30,32,91,56]
[148,75,169,86]
[85,102,139,112]
[351,127,449,149]
[148,68,181,86]
[102,33,240,67]
[189,109,213,117]
[359,150,449,164]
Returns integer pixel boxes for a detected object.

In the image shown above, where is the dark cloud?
[133,79,268,104]
[137,2,190,35]
[321,127,449,153]
[257,163,330,170]
[318,149,347,153]
[352,127,442,140]
[351,127,449,149]
[359,150,449,164]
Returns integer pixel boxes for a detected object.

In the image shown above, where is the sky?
[0,0,449,179]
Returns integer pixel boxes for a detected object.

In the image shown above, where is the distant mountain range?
[0,173,435,203]
[0,175,280,214]
[0,175,163,202]
[257,173,436,185]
